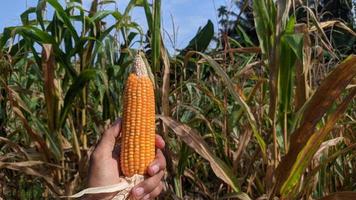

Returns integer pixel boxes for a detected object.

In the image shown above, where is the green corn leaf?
[59,69,98,127]
[284,33,303,61]
[20,7,37,26]
[0,27,14,49]
[181,20,214,54]
[279,36,297,114]
[33,118,62,161]
[252,0,272,55]
[89,10,118,23]
[152,0,161,74]
[123,0,140,17]
[236,25,255,46]
[15,26,57,44]
[36,0,46,30]
[47,0,79,41]
[142,0,153,29]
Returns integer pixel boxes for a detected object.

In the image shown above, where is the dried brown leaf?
[309,20,356,37]
[279,88,355,197]
[275,55,356,196]
[313,137,344,161]
[232,128,252,173]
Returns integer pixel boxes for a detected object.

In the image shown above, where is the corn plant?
[0,0,355,199]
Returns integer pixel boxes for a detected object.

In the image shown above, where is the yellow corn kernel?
[120,53,155,177]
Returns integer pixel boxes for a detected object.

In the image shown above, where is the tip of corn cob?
[132,53,148,77]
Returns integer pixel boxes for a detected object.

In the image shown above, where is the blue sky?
[0,0,231,52]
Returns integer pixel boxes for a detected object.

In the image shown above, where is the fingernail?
[133,187,144,197]
[151,164,159,174]
[143,194,150,200]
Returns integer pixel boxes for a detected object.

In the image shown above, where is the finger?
[95,119,122,155]
[147,149,166,176]
[155,134,165,149]
[132,170,164,199]
[141,182,163,200]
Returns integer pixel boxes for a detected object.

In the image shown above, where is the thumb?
[95,119,122,154]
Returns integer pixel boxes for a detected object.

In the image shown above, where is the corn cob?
[120,53,156,177]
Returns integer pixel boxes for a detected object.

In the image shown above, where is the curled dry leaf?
[232,128,252,173]
[309,20,356,37]
[313,137,344,161]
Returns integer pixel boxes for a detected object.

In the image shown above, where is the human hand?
[130,140,166,200]
[85,119,166,200]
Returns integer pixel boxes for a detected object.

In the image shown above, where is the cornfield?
[0,0,355,199]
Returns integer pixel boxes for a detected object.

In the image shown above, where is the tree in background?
[217,0,258,46]
[218,0,355,54]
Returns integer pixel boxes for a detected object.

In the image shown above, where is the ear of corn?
[120,53,156,177]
